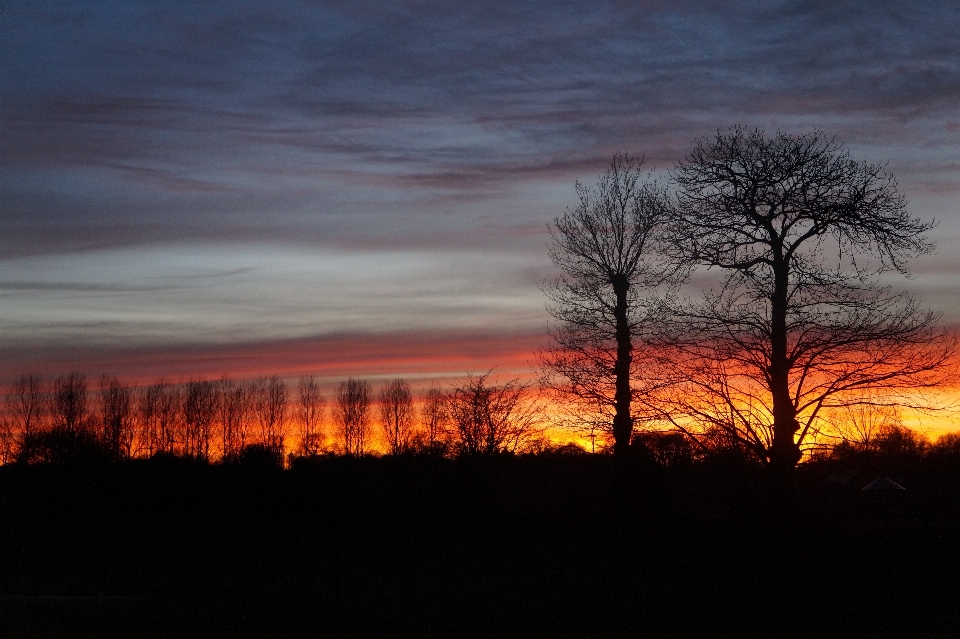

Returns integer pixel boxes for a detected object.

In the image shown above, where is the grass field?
[0,454,957,638]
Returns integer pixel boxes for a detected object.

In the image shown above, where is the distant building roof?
[862,477,906,491]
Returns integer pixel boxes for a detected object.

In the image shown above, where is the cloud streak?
[0,328,545,392]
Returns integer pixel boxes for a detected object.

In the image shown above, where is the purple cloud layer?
[2,0,959,382]
[3,0,959,256]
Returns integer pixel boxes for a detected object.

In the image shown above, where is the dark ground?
[0,453,958,638]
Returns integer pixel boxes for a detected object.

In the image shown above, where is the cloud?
[0,327,546,391]
[5,2,958,246]
[7,1,959,176]
[2,0,959,381]
[0,242,552,349]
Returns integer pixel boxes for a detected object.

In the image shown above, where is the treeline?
[632,423,960,479]
[0,371,546,466]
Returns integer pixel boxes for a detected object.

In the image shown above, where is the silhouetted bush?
[223,443,284,470]
[828,424,929,476]
[539,442,588,456]
[929,432,960,461]
[15,427,112,466]
[408,437,451,457]
[631,431,698,467]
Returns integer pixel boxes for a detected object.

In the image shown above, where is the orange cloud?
[0,328,547,391]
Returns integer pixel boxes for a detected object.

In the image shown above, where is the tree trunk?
[768,259,801,490]
[612,274,633,455]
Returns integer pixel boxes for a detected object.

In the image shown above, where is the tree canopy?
[659,128,953,479]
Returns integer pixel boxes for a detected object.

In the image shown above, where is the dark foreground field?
[0,453,958,638]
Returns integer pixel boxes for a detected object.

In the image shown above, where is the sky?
[2,0,960,395]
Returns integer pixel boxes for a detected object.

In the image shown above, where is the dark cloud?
[0,266,253,295]
[5,2,957,176]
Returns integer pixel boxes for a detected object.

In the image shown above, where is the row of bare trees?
[330,374,543,456]
[0,373,294,464]
[1,372,544,464]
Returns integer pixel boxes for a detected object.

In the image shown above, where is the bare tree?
[541,153,678,455]
[217,377,250,460]
[664,128,954,484]
[295,375,325,457]
[98,375,134,460]
[136,383,161,457]
[6,373,45,455]
[49,372,89,434]
[379,378,414,455]
[416,383,449,454]
[161,383,184,455]
[830,401,904,450]
[250,376,288,463]
[334,378,371,456]
[447,373,542,456]
[183,379,218,461]
[0,417,13,465]
[138,380,182,456]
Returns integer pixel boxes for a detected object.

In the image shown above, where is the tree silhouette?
[217,377,251,460]
[541,153,678,455]
[379,378,414,455]
[49,372,89,434]
[335,378,371,456]
[663,127,953,485]
[183,379,218,460]
[447,373,542,456]
[251,376,288,464]
[6,373,45,456]
[98,375,134,460]
[295,375,325,457]
[138,380,182,456]
[826,396,904,452]
[0,417,12,465]
[416,383,449,455]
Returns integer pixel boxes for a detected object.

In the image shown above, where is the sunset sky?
[3,1,960,399]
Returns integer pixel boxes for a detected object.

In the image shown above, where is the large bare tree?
[542,153,678,455]
[664,128,953,484]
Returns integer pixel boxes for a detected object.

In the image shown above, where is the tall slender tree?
[417,383,449,454]
[49,372,88,434]
[98,375,134,460]
[217,377,250,460]
[334,378,371,456]
[296,375,325,457]
[251,376,288,463]
[183,379,218,460]
[138,380,181,456]
[379,378,414,455]
[542,153,678,454]
[6,373,45,454]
